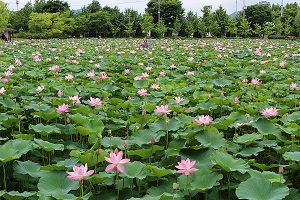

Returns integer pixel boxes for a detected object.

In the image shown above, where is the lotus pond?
[0,38,300,200]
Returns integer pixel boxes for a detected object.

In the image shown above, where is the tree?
[282,3,299,35]
[183,11,197,37]
[42,0,69,13]
[253,23,262,38]
[8,2,33,32]
[28,12,53,36]
[155,19,168,38]
[201,5,212,35]
[214,5,229,37]
[103,6,124,37]
[141,12,155,37]
[124,13,135,37]
[274,17,283,35]
[295,10,300,36]
[245,4,272,29]
[172,17,182,35]
[33,0,47,13]
[284,17,292,36]
[0,0,9,33]
[146,0,184,32]
[196,18,206,37]
[226,17,237,37]
[88,11,110,37]
[86,0,101,13]
[238,18,252,38]
[263,22,275,36]
[123,9,142,37]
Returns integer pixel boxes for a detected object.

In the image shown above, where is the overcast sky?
[4,0,298,16]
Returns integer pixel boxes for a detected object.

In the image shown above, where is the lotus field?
[1,38,300,200]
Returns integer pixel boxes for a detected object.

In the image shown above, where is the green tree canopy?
[41,0,69,13]
[146,0,184,30]
[0,0,9,33]
[245,4,272,28]
[86,0,101,13]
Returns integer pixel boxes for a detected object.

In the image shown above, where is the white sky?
[3,0,298,16]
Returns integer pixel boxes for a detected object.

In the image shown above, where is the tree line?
[1,0,300,39]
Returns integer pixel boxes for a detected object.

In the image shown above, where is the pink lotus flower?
[137,88,148,96]
[150,84,160,90]
[159,72,166,76]
[290,82,298,90]
[262,107,278,118]
[154,105,172,116]
[175,158,198,176]
[124,69,130,74]
[49,65,59,71]
[104,149,130,173]
[280,61,286,67]
[88,97,102,107]
[234,97,239,104]
[195,115,211,126]
[174,97,184,104]
[36,85,45,92]
[57,90,63,97]
[66,163,94,181]
[65,74,74,81]
[4,70,13,77]
[0,87,6,95]
[242,78,248,83]
[251,78,261,85]
[69,95,81,105]
[56,104,70,114]
[86,70,95,78]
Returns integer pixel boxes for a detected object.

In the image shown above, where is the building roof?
[4,27,16,32]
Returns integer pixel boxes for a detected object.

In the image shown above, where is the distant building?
[258,1,270,5]
[2,28,15,41]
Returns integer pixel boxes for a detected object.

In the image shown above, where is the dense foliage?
[3,0,300,39]
[0,37,300,199]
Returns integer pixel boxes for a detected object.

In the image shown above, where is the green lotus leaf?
[101,136,125,149]
[127,145,164,159]
[145,165,173,178]
[30,124,61,136]
[211,151,250,174]
[0,139,33,162]
[251,118,281,136]
[121,161,146,179]
[283,152,300,162]
[86,172,114,184]
[76,118,104,136]
[177,168,223,192]
[129,129,157,146]
[238,147,264,157]
[180,148,215,169]
[14,160,44,178]
[133,79,149,88]
[1,191,36,200]
[32,108,57,121]
[234,133,262,145]
[63,86,78,96]
[286,112,300,122]
[149,118,184,132]
[37,171,79,199]
[236,178,289,200]
[34,139,64,151]
[248,169,285,183]
[283,188,300,200]
[68,113,89,125]
[195,126,226,149]
[0,97,20,109]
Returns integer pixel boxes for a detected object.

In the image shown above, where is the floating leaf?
[283,152,300,162]
[38,171,79,199]
[34,139,64,151]
[121,161,146,179]
[236,178,289,200]
[234,133,262,145]
[211,151,250,174]
[195,126,226,149]
[30,124,61,136]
